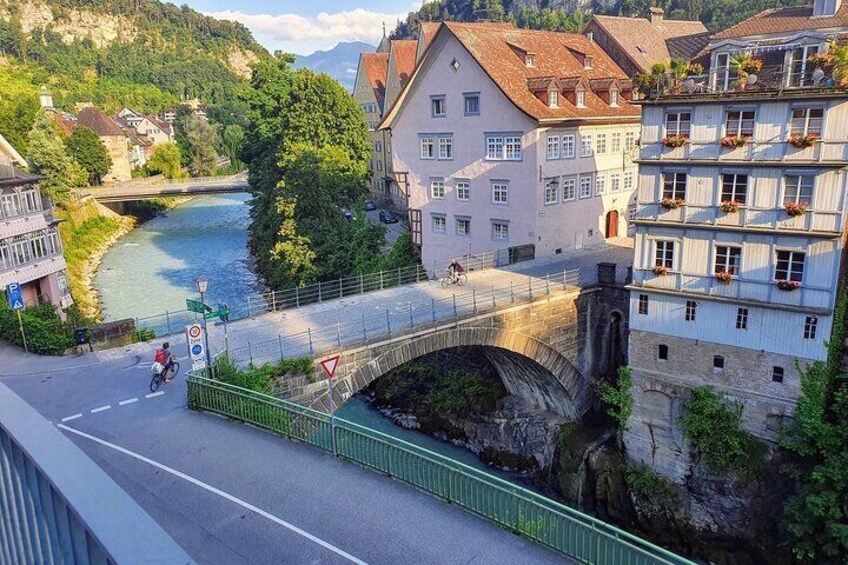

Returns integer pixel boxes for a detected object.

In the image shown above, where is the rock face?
[5,1,137,48]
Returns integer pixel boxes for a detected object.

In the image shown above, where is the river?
[94,194,507,477]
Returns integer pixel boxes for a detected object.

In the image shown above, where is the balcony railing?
[0,228,63,274]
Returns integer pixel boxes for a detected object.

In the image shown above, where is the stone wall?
[101,136,132,183]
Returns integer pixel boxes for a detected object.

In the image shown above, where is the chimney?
[813,0,842,17]
[649,7,664,24]
[587,31,594,44]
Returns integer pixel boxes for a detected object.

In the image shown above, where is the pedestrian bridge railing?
[0,382,192,564]
[186,375,695,565]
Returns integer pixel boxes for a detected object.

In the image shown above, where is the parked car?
[379,210,399,224]
[364,199,376,211]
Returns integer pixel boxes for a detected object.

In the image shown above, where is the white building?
[381,22,641,273]
[625,0,848,481]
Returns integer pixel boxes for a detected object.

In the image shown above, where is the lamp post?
[195,276,212,370]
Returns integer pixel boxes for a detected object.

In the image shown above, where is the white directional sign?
[186,323,206,370]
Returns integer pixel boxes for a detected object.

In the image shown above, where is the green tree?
[146,142,184,179]
[65,126,111,185]
[222,124,245,166]
[180,115,219,176]
[25,111,85,201]
[0,93,39,155]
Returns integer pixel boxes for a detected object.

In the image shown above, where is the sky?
[182,0,419,55]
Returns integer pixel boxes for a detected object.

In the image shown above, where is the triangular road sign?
[320,355,340,379]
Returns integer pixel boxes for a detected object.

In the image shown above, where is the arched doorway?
[605,210,619,238]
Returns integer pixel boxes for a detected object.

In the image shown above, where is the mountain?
[294,41,376,91]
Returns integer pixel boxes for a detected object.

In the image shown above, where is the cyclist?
[154,342,175,383]
[447,258,464,283]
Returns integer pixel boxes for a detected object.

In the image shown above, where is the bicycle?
[441,272,468,288]
[149,359,181,393]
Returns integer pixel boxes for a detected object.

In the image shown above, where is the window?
[713,355,724,370]
[655,240,675,268]
[609,173,621,193]
[579,175,593,198]
[544,178,559,205]
[504,136,522,160]
[438,136,453,160]
[725,110,755,137]
[788,45,819,87]
[772,366,785,383]
[563,177,576,201]
[721,174,748,204]
[576,90,586,108]
[715,245,742,275]
[492,183,509,204]
[486,135,522,161]
[431,96,446,117]
[625,131,636,150]
[431,180,445,199]
[596,133,607,154]
[548,90,559,108]
[525,55,534,68]
[623,172,634,193]
[581,134,593,157]
[611,132,622,153]
[736,307,749,330]
[658,344,668,360]
[456,181,470,201]
[562,134,575,158]
[686,300,697,322]
[784,174,814,206]
[804,316,818,339]
[790,107,824,136]
[595,174,606,196]
[610,90,619,107]
[376,160,383,171]
[375,141,383,152]
[637,294,649,315]
[547,134,560,160]
[665,112,691,137]
[464,93,480,116]
[420,137,435,159]
[432,215,446,233]
[456,218,471,236]
[492,221,509,240]
[775,250,805,282]
[715,52,734,90]
[662,172,687,200]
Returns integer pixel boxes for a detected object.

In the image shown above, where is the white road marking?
[60,413,82,422]
[118,398,139,406]
[57,424,369,565]
[91,405,111,414]
[145,391,165,399]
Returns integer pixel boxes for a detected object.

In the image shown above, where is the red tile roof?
[77,107,125,137]
[361,52,389,109]
[713,4,848,39]
[419,22,440,48]
[145,114,173,134]
[391,40,418,87]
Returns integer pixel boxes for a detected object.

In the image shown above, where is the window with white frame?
[563,177,576,201]
[610,90,619,107]
[431,179,445,199]
[595,174,606,196]
[431,96,446,117]
[438,136,453,159]
[548,90,559,108]
[686,300,697,322]
[486,135,522,160]
[721,173,748,203]
[596,133,607,154]
[581,134,593,157]
[456,181,470,201]
[790,107,824,136]
[611,132,622,153]
[662,172,687,200]
[562,134,575,158]
[492,221,509,240]
[456,217,471,235]
[665,112,691,137]
[579,175,593,198]
[432,215,446,233]
[547,134,560,160]
[492,182,508,204]
[544,178,559,205]
[725,110,755,137]
[504,136,522,160]
[654,240,675,268]
[715,52,734,90]
[736,307,748,330]
[784,174,814,205]
[775,250,805,282]
[609,173,621,193]
[714,245,741,275]
[420,137,435,159]
[576,90,586,108]
[623,171,634,192]
[804,315,818,339]
[625,131,636,150]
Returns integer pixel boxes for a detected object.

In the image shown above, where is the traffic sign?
[186,298,212,314]
[5,282,24,311]
[186,323,205,369]
[320,355,340,379]
[204,307,230,320]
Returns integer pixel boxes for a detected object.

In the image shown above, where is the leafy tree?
[178,115,219,176]
[221,124,245,166]
[0,92,39,155]
[146,142,183,179]
[25,111,86,200]
[597,365,634,434]
[65,126,112,185]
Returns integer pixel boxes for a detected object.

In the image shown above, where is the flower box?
[785,202,808,217]
[719,200,741,214]
[720,135,748,149]
[652,265,669,276]
[714,270,733,284]
[661,197,685,210]
[788,134,818,149]
[776,280,801,292]
[661,134,688,148]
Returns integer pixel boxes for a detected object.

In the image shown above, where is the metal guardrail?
[186,376,694,565]
[0,382,192,564]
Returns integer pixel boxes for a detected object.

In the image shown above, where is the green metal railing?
[186,375,695,565]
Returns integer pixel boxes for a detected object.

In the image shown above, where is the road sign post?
[5,283,27,353]
[320,355,341,456]
[186,323,205,372]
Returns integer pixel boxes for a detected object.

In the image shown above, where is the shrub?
[596,365,634,432]
[678,386,755,471]
[0,302,75,355]
[213,354,313,394]
[625,464,676,498]
[133,328,156,343]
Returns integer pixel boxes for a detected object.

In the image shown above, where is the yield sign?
[320,355,340,379]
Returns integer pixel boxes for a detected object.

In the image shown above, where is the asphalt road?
[365,207,407,247]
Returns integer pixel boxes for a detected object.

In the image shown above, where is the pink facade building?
[381,22,641,273]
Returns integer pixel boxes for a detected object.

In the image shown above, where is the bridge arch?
[339,327,591,420]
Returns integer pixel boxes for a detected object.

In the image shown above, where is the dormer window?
[584,56,593,70]
[526,54,535,68]
[576,90,586,108]
[548,90,559,108]
[610,90,619,107]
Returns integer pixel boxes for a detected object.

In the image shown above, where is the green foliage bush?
[0,302,75,355]
[596,365,634,432]
[625,464,676,498]
[214,354,313,394]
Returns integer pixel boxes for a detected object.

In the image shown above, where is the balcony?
[638,138,848,166]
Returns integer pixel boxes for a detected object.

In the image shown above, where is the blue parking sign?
[5,283,24,311]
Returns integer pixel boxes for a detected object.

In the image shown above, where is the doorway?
[605,210,619,238]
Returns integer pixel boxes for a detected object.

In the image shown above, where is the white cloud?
[208,8,409,44]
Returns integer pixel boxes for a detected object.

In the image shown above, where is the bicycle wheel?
[170,362,180,379]
[441,276,451,288]
[457,273,468,286]
[150,373,162,393]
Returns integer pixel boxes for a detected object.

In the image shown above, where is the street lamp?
[195,276,212,370]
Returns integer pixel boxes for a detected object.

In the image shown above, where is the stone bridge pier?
[293,283,631,420]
